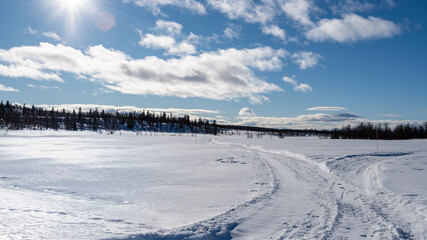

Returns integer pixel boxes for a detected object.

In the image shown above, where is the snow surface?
[0,131,426,239]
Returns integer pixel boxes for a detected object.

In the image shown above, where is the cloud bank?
[0,43,285,104]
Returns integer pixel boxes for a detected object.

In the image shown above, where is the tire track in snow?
[213,141,341,240]
[325,152,417,239]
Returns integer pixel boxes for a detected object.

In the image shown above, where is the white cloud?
[306,14,401,43]
[207,0,316,27]
[224,27,240,40]
[139,34,176,49]
[169,41,197,55]
[282,76,298,86]
[123,0,206,15]
[0,64,63,82]
[262,25,286,40]
[207,0,276,24]
[294,83,312,92]
[239,107,256,116]
[0,83,19,92]
[0,43,284,104]
[155,20,183,35]
[139,33,196,56]
[307,106,348,111]
[24,26,38,35]
[42,32,64,42]
[282,75,312,93]
[139,22,197,56]
[24,27,64,43]
[291,51,321,70]
[278,0,314,26]
[248,95,270,105]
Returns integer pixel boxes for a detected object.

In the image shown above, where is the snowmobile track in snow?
[116,140,420,240]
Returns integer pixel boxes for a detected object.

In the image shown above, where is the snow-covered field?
[0,131,426,239]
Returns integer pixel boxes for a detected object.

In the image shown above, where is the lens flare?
[96,12,115,31]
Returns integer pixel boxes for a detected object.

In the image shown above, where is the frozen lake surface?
[0,131,426,239]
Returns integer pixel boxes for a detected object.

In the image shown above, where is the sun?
[48,0,95,34]
[47,0,114,34]
[58,0,87,15]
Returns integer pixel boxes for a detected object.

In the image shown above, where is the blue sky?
[0,0,426,129]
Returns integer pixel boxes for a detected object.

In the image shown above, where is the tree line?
[0,100,219,134]
[331,122,427,140]
[1,100,426,140]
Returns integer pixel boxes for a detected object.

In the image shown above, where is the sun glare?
[59,0,87,14]
[47,0,114,34]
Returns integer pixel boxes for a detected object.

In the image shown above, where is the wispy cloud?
[283,76,312,93]
[224,26,240,40]
[123,0,206,15]
[307,106,348,111]
[28,84,61,90]
[42,32,64,43]
[0,43,285,104]
[0,83,19,92]
[262,25,286,40]
[24,27,64,43]
[306,14,401,43]
[330,0,375,14]
[291,51,322,70]
[155,20,183,35]
[24,26,38,35]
